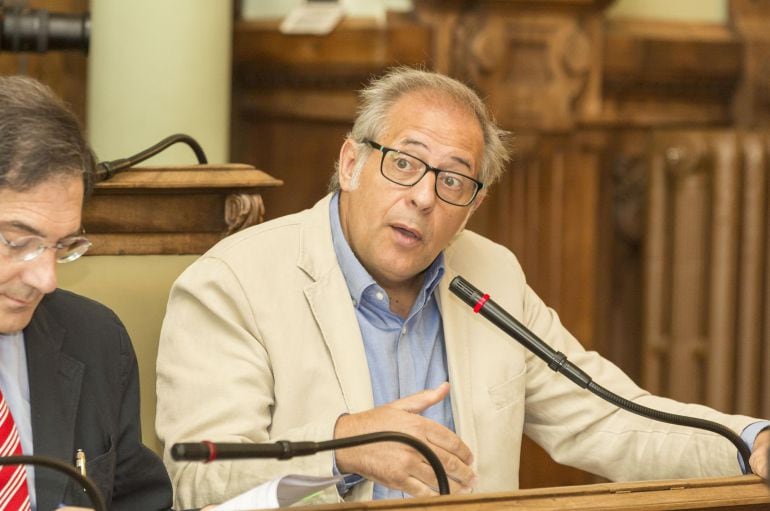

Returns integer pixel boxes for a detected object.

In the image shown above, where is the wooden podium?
[83,163,282,255]
[290,476,769,511]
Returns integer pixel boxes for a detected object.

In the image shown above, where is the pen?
[75,449,87,478]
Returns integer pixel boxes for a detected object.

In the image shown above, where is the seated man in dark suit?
[0,75,172,510]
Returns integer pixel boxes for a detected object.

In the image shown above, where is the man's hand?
[750,427,769,479]
[334,382,476,497]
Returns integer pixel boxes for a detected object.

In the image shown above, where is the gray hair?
[330,66,510,191]
[0,75,95,196]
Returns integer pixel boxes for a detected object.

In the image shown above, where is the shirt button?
[401,327,407,335]
[375,291,385,301]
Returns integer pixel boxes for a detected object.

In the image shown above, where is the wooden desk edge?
[289,475,769,511]
[93,164,283,190]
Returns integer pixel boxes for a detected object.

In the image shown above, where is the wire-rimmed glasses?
[0,229,92,263]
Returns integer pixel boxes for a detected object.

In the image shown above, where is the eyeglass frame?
[364,139,484,207]
[0,228,92,263]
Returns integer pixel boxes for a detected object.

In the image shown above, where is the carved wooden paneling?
[602,19,741,126]
[731,0,770,128]
[645,131,770,418]
[413,0,612,131]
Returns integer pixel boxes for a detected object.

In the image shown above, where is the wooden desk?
[291,476,769,511]
[83,164,282,255]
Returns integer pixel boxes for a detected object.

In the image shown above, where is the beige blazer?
[156,194,755,509]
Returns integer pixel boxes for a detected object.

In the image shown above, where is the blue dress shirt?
[330,193,454,499]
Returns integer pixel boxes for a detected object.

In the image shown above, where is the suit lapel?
[304,275,374,413]
[437,266,479,464]
[298,195,374,413]
[24,299,84,511]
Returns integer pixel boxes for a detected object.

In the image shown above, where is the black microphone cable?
[94,133,208,183]
[0,455,106,511]
[449,275,754,471]
[172,431,450,495]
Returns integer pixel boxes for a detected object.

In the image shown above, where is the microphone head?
[449,275,484,307]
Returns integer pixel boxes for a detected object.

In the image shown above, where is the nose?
[20,250,58,295]
[407,171,438,211]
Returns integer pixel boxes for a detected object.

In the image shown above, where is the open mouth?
[393,227,420,240]
[392,225,422,242]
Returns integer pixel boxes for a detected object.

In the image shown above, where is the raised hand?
[334,382,476,496]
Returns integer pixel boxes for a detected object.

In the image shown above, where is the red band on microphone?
[203,440,217,462]
[473,294,490,313]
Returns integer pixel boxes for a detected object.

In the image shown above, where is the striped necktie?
[0,388,31,510]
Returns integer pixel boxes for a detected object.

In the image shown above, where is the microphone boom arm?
[449,275,753,471]
[172,431,451,495]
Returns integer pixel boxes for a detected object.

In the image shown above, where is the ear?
[337,139,359,191]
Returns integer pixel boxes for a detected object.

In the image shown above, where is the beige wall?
[58,255,198,453]
[88,0,232,165]
[75,0,233,454]
[240,0,729,23]
[607,0,727,23]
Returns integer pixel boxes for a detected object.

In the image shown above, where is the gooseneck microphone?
[172,431,450,495]
[95,133,208,182]
[449,275,753,470]
[0,455,106,511]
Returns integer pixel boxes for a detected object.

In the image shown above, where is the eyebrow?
[399,138,473,172]
[0,220,81,240]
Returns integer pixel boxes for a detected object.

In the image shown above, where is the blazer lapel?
[437,266,479,465]
[298,195,374,413]
[24,300,84,511]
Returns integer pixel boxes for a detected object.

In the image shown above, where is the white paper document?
[212,474,343,510]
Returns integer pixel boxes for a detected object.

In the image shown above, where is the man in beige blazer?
[156,68,769,509]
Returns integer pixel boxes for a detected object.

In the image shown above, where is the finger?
[389,382,450,414]
[750,451,767,479]
[424,425,474,466]
[410,458,474,495]
[426,442,476,486]
[400,474,440,498]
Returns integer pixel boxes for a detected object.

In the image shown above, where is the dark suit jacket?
[23,289,172,510]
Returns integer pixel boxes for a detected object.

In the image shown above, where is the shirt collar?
[329,192,445,309]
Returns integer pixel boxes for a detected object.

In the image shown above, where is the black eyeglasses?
[365,140,483,207]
